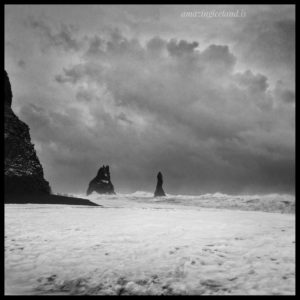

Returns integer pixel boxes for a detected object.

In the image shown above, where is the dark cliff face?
[87,165,115,195]
[4,70,12,108]
[154,171,166,197]
[4,70,51,195]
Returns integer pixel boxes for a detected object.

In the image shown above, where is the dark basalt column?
[87,165,115,195]
[154,171,166,197]
[4,70,51,195]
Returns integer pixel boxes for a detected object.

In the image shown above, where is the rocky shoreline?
[5,194,99,206]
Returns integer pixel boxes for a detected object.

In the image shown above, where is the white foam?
[5,203,295,295]
[70,192,294,214]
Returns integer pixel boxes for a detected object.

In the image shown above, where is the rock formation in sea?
[4,70,51,195]
[154,171,166,197]
[87,165,115,195]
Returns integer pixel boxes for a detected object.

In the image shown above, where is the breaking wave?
[71,192,294,214]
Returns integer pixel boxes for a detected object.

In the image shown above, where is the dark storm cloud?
[6,5,294,195]
[85,35,105,57]
[233,14,295,89]
[30,31,292,194]
[76,88,94,103]
[55,65,85,84]
[234,70,268,93]
[246,19,295,67]
[166,39,199,56]
[200,45,236,69]
[26,18,81,52]
[146,36,166,54]
[55,63,104,84]
[273,81,295,104]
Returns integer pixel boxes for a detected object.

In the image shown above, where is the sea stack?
[4,70,51,195]
[86,165,115,195]
[154,171,166,197]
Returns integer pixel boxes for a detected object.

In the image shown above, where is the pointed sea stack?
[87,165,115,195]
[4,70,51,195]
[154,171,166,197]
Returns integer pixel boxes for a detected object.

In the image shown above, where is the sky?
[5,5,295,195]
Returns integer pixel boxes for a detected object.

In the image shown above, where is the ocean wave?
[69,191,294,214]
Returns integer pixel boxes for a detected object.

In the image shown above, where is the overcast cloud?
[5,5,295,195]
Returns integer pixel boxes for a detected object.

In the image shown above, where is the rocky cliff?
[154,171,166,197]
[4,70,51,195]
[87,165,115,195]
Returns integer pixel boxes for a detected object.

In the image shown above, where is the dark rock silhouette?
[4,70,51,195]
[87,165,115,195]
[4,70,98,206]
[154,171,166,197]
[5,194,99,206]
[5,70,12,107]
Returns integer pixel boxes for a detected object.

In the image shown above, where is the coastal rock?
[87,165,115,195]
[5,70,12,107]
[4,70,51,195]
[154,171,166,197]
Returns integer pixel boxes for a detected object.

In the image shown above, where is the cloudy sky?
[5,5,295,195]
